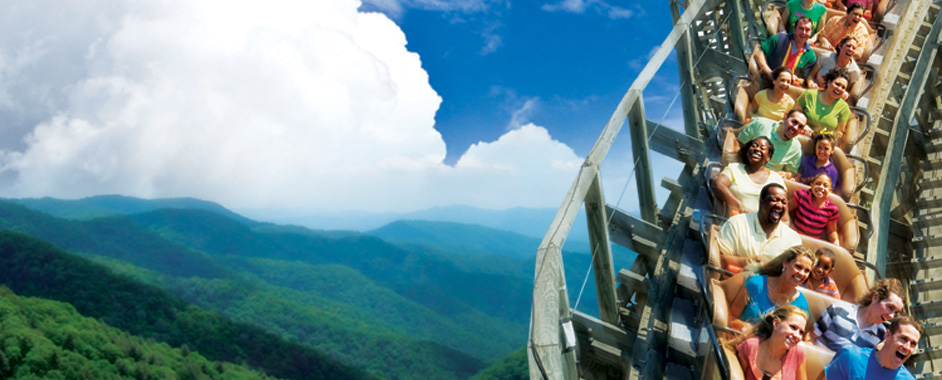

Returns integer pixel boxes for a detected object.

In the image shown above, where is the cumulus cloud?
[0,0,582,213]
[542,0,636,19]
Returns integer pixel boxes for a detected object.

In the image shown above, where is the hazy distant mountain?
[5,194,257,224]
[369,220,546,260]
[246,204,592,241]
[8,194,594,241]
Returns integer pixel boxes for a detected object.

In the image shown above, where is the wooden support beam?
[629,93,659,225]
[607,206,667,262]
[572,310,637,356]
[646,120,706,167]
[529,244,578,380]
[699,48,747,77]
[672,0,703,137]
[724,0,747,60]
[585,172,619,325]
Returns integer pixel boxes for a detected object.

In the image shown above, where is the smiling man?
[825,315,923,380]
[756,16,818,87]
[718,183,803,269]
[737,110,808,175]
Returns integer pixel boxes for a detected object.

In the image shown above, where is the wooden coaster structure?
[528,0,942,378]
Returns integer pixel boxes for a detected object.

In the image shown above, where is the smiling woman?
[725,246,815,331]
[714,136,787,215]
[731,305,810,380]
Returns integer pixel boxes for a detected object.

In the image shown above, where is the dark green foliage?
[109,256,510,378]
[471,347,528,380]
[0,286,275,379]
[0,231,374,380]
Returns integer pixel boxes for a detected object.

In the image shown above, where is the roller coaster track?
[528,0,942,378]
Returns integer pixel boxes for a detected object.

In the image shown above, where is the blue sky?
[0,0,685,215]
[384,0,676,163]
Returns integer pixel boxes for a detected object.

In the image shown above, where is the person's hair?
[835,36,858,56]
[759,182,786,204]
[751,305,809,340]
[726,305,809,350]
[785,108,805,121]
[888,315,924,337]
[846,2,866,15]
[824,67,851,87]
[810,173,832,189]
[739,136,775,164]
[772,66,794,83]
[815,247,837,267]
[758,245,815,277]
[795,16,813,30]
[858,278,907,307]
[814,133,834,148]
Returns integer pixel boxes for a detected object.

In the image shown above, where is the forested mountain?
[0,231,373,380]
[471,348,528,380]
[0,286,277,379]
[126,208,535,323]
[0,197,636,379]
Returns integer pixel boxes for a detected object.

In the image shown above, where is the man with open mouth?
[825,315,923,380]
[718,183,803,270]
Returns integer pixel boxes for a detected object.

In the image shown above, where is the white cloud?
[361,0,499,19]
[0,0,582,213]
[508,98,540,130]
[542,0,636,19]
[542,0,590,13]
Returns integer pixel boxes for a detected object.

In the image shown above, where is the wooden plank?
[585,173,619,324]
[672,0,703,137]
[630,93,659,224]
[607,206,667,262]
[572,310,636,355]
[647,120,706,167]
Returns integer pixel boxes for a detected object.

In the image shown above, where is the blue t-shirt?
[741,274,811,323]
[825,346,916,380]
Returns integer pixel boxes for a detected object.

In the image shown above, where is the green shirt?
[785,0,827,34]
[737,117,803,173]
[796,89,852,135]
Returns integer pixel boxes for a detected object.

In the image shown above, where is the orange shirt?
[819,15,870,55]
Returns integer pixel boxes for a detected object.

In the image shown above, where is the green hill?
[471,347,528,380]
[0,201,225,278]
[127,208,535,323]
[0,201,506,378]
[0,230,374,380]
[0,286,277,379]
